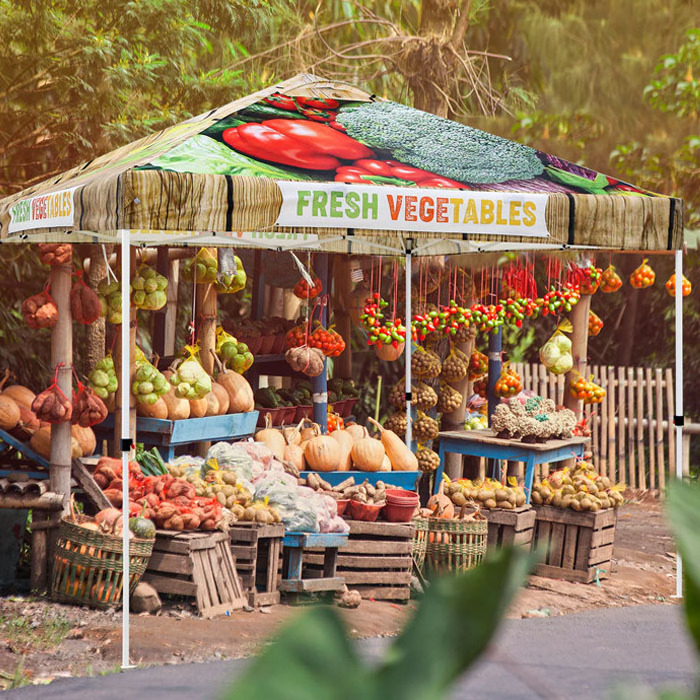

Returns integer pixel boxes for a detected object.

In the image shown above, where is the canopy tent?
[0,73,686,668]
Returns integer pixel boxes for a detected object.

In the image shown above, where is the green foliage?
[223,547,536,700]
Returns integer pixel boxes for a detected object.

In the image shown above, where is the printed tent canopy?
[0,73,684,254]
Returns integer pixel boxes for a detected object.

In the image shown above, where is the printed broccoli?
[337,101,544,184]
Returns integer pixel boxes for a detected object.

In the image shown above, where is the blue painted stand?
[435,429,589,502]
[280,531,348,593]
[94,412,259,461]
[0,428,49,479]
[300,470,420,490]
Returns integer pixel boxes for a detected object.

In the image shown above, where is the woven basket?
[51,516,154,609]
[425,515,487,574]
[412,517,429,574]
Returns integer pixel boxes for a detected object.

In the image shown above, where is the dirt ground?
[0,499,679,688]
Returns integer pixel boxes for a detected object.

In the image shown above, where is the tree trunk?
[83,244,107,375]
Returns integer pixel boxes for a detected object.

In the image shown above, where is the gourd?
[189,396,208,418]
[300,421,322,443]
[210,383,229,415]
[30,426,82,459]
[162,387,190,420]
[344,423,369,443]
[0,396,20,431]
[212,351,254,413]
[380,454,392,472]
[282,419,304,447]
[330,429,353,471]
[283,443,306,472]
[426,482,455,518]
[128,515,156,540]
[304,435,341,472]
[351,437,385,472]
[72,425,96,456]
[368,417,419,472]
[202,391,220,417]
[255,414,285,461]
[1,385,36,411]
[137,397,168,420]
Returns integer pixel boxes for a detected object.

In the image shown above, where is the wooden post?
[113,249,136,456]
[49,261,73,515]
[152,248,179,359]
[564,294,591,418]
[334,258,353,379]
[196,282,217,376]
[82,244,107,376]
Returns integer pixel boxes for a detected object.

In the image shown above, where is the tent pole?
[405,242,412,447]
[674,248,684,599]
[119,230,133,669]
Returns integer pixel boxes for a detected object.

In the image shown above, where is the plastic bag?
[169,455,205,479]
[206,442,255,481]
[170,345,212,400]
[494,364,523,398]
[539,320,573,375]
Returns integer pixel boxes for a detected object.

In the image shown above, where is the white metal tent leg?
[120,230,133,668]
[404,243,412,446]
[674,249,684,599]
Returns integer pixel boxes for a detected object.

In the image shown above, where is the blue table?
[435,430,589,502]
[280,531,348,594]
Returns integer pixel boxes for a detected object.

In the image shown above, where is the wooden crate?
[228,522,285,607]
[303,521,414,602]
[143,530,246,618]
[485,506,536,550]
[532,505,617,584]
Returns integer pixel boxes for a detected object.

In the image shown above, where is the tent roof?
[0,74,684,254]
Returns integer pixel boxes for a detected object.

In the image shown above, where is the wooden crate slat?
[279,576,345,593]
[588,543,615,567]
[148,551,194,575]
[230,544,258,561]
[350,586,411,601]
[574,527,594,571]
[190,549,212,612]
[304,554,411,569]
[532,505,616,529]
[484,506,534,529]
[590,527,617,548]
[561,526,578,570]
[340,571,412,585]
[549,523,566,567]
[341,540,413,555]
[347,521,415,538]
[152,538,192,555]
[142,572,198,597]
[535,564,597,584]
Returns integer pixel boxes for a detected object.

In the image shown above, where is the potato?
[483,498,497,509]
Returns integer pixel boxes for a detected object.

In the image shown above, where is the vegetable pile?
[491,396,577,442]
[444,476,527,510]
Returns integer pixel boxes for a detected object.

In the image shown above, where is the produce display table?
[280,531,348,594]
[435,430,589,501]
[95,412,259,460]
[299,471,420,490]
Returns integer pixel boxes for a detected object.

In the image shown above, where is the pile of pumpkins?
[255,417,419,473]
[0,375,96,460]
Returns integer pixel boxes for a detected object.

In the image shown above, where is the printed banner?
[8,187,78,234]
[275,182,549,237]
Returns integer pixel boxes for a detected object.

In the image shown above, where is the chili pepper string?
[392,260,398,323]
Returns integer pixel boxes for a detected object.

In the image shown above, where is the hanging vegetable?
[214,249,247,294]
[588,311,604,336]
[131,264,168,310]
[88,355,118,400]
[539,320,574,375]
[22,289,58,329]
[441,347,469,382]
[600,265,623,293]
[33,367,72,424]
[467,350,488,381]
[182,248,218,284]
[72,385,108,428]
[309,323,346,357]
[569,373,606,404]
[629,259,656,289]
[285,346,325,377]
[473,376,488,399]
[411,347,442,379]
[97,278,123,324]
[577,264,603,295]
[216,327,253,373]
[38,243,72,266]
[133,348,170,405]
[665,273,692,297]
[494,365,523,398]
[169,346,212,400]
[70,274,101,325]
[293,274,322,300]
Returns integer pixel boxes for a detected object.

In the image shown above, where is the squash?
[137,397,168,420]
[426,481,454,519]
[210,382,230,415]
[162,387,190,421]
[330,429,353,471]
[72,425,96,456]
[283,443,306,472]
[255,414,285,461]
[351,437,385,472]
[344,423,369,444]
[95,507,123,532]
[0,396,20,431]
[282,419,304,447]
[304,435,341,472]
[368,417,419,472]
[128,515,156,540]
[1,385,36,411]
[300,420,321,443]
[189,396,208,418]
[29,426,80,459]
[380,454,392,472]
[212,351,254,413]
[203,391,220,417]
[11,405,40,439]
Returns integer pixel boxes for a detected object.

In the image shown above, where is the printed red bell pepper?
[263,119,373,160]
[419,176,468,189]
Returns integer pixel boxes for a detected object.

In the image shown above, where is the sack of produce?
[70,273,101,325]
[72,383,108,428]
[97,278,123,324]
[182,248,217,284]
[437,382,462,413]
[88,355,118,400]
[131,264,168,310]
[33,366,72,424]
[568,372,606,405]
[22,288,58,329]
[588,310,604,336]
[216,327,253,373]
[467,350,488,380]
[285,345,325,376]
[411,346,441,379]
[494,364,523,398]
[441,347,469,382]
[629,258,655,289]
[169,346,212,400]
[38,243,72,266]
[600,264,622,293]
[133,347,170,405]
[539,320,573,375]
[214,249,247,294]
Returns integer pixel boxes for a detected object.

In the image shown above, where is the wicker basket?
[425,515,487,574]
[51,516,154,609]
[412,517,429,573]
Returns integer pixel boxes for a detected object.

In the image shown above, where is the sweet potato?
[38,243,72,266]
[70,281,101,324]
[103,489,123,507]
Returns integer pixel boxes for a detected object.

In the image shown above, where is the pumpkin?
[330,429,353,471]
[189,396,208,418]
[300,419,322,442]
[210,383,229,415]
[137,397,168,420]
[282,419,304,447]
[128,515,156,539]
[72,425,96,456]
[344,423,369,443]
[304,435,341,472]
[351,437,385,472]
[94,507,123,532]
[1,385,36,411]
[380,454,392,472]
[202,391,220,417]
[29,425,81,459]
[255,414,285,461]
[11,405,40,439]
[162,387,190,420]
[283,443,306,472]
[212,351,254,413]
[426,482,454,519]
[368,417,419,472]
[0,396,20,431]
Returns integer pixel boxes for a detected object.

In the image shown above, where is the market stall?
[0,73,686,666]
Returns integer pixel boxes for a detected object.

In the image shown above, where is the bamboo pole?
[564,294,591,418]
[646,367,656,490]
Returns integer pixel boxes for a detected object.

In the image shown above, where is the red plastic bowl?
[348,500,384,522]
[386,488,420,504]
[271,333,287,355]
[335,499,350,517]
[383,501,419,522]
[239,335,263,355]
[259,335,276,355]
[295,405,314,422]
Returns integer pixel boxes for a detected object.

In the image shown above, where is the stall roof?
[0,74,684,254]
